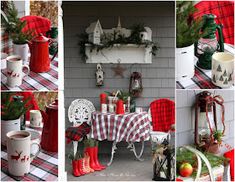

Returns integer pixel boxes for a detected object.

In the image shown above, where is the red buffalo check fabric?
[1,124,58,181]
[150,99,175,132]
[1,30,12,54]
[90,112,150,142]
[194,1,234,45]
[1,57,58,91]
[21,16,51,36]
[65,123,91,144]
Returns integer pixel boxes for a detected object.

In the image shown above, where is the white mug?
[6,130,40,176]
[6,55,30,88]
[1,52,8,69]
[211,52,234,88]
[108,104,115,113]
[136,107,143,113]
[30,110,42,127]
[101,104,107,113]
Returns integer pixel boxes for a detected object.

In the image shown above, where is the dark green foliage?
[176,1,203,48]
[177,147,228,177]
[1,1,33,44]
[1,92,32,120]
[213,130,223,144]
[79,23,159,60]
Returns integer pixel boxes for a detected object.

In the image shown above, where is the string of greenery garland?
[79,23,159,60]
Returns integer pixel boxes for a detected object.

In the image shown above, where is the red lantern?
[194,91,225,153]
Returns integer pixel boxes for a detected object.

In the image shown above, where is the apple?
[179,162,193,177]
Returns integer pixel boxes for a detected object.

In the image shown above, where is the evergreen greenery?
[177,147,228,177]
[1,92,32,120]
[176,1,203,48]
[79,23,159,60]
[1,1,33,44]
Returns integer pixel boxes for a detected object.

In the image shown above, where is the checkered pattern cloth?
[1,57,58,91]
[1,30,12,55]
[20,16,51,36]
[150,99,175,132]
[65,123,91,143]
[1,123,58,181]
[90,112,151,142]
[176,65,234,89]
[194,1,234,45]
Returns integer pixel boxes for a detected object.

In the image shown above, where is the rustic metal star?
[111,63,126,78]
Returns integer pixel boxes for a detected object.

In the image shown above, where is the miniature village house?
[86,20,103,44]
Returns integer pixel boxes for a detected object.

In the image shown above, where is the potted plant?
[176,1,203,81]
[1,1,33,63]
[1,92,31,145]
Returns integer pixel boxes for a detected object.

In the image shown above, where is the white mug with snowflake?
[211,52,234,88]
[6,55,30,88]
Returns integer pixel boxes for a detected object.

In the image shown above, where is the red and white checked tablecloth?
[1,123,58,181]
[1,57,58,91]
[90,112,151,142]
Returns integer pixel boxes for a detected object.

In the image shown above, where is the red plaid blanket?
[20,16,51,36]
[1,30,12,54]
[176,66,227,89]
[194,1,234,45]
[65,123,91,144]
[150,99,175,132]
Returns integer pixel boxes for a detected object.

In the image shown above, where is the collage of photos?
[1,0,234,182]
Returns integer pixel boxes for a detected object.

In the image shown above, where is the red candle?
[116,100,124,114]
[100,93,107,104]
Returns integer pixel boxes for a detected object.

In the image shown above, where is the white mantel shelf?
[85,44,152,64]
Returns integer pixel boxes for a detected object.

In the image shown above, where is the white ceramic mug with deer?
[30,110,42,127]
[6,55,30,88]
[6,130,40,176]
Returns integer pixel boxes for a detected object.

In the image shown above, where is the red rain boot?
[78,158,86,175]
[85,147,102,171]
[85,152,94,173]
[72,160,81,177]
[94,146,106,170]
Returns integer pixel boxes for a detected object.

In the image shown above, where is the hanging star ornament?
[111,63,126,78]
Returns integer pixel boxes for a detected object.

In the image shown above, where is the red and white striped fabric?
[90,112,151,142]
[1,57,58,91]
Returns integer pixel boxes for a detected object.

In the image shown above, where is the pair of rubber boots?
[72,146,106,177]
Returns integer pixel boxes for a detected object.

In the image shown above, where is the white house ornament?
[86,19,103,44]
[96,63,105,86]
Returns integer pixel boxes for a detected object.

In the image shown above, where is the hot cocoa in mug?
[6,130,40,176]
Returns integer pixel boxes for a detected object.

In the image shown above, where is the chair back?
[68,99,96,127]
[149,99,175,132]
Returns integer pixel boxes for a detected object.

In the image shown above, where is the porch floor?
[66,147,153,181]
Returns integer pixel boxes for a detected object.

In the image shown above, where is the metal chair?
[68,99,95,156]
